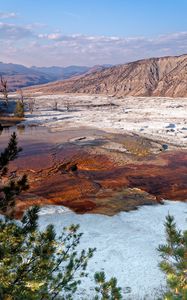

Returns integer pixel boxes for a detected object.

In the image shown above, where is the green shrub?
[14,100,24,118]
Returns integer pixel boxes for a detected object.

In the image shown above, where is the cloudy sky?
[0,0,187,67]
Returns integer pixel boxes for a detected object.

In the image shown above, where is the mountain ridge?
[0,62,110,91]
[26,54,187,97]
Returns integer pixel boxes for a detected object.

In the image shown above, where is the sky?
[0,0,187,67]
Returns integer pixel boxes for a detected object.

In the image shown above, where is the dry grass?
[0,116,24,121]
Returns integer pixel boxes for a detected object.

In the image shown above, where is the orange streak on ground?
[9,144,187,218]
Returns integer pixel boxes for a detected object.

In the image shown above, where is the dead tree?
[66,100,70,112]
[0,76,8,105]
[53,100,58,111]
[18,89,24,104]
[28,99,35,114]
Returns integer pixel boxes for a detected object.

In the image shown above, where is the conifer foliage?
[0,215,96,299]
[158,215,187,300]
[0,134,122,299]
[0,132,28,215]
[94,272,122,299]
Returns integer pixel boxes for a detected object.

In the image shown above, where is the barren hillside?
[27,54,187,97]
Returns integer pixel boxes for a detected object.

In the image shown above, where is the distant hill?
[0,62,110,91]
[0,62,51,90]
[26,54,187,97]
[31,65,90,80]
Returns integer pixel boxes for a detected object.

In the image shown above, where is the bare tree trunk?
[28,99,35,114]
[18,89,24,104]
[0,76,8,106]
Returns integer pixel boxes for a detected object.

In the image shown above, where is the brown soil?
[0,116,24,128]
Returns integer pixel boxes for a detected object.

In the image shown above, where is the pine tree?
[94,272,123,299]
[0,132,28,216]
[0,134,123,299]
[158,215,187,300]
[0,215,96,299]
[0,210,123,299]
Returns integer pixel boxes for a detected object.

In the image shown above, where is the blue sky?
[0,0,186,66]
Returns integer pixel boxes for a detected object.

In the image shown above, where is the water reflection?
[0,124,46,138]
[16,124,25,135]
[0,123,14,136]
[0,124,3,135]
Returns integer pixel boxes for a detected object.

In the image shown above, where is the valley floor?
[1,93,187,299]
[22,94,187,147]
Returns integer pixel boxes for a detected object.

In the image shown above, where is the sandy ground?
[19,94,187,147]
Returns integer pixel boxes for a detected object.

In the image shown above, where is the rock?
[162,144,168,151]
[166,123,176,129]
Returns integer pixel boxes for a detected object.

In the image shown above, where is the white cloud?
[0,22,34,40]
[44,33,64,41]
[0,20,187,66]
[0,12,17,19]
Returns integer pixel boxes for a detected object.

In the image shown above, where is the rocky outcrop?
[28,54,187,97]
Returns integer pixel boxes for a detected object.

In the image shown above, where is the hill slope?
[28,54,187,97]
[0,63,104,91]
